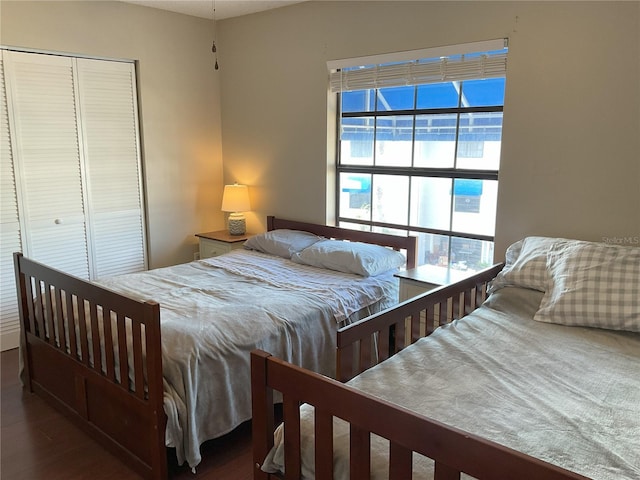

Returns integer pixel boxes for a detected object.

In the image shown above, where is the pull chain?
[212,0,219,70]
[212,40,218,70]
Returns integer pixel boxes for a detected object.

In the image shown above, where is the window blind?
[328,38,508,93]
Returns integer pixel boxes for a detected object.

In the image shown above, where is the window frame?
[332,44,507,270]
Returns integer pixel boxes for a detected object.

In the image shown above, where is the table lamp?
[221,183,250,235]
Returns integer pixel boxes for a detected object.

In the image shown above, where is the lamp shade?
[221,184,250,212]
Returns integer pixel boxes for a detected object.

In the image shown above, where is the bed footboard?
[337,263,504,382]
[251,350,589,480]
[14,252,167,480]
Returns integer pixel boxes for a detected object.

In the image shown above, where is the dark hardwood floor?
[1,348,256,479]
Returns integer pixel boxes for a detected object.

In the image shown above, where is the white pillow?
[489,236,571,293]
[291,239,406,277]
[534,241,640,332]
[243,229,322,258]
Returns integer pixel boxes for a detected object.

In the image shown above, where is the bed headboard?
[267,216,418,269]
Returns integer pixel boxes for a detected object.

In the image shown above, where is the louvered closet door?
[76,59,147,278]
[4,51,90,279]
[0,51,23,349]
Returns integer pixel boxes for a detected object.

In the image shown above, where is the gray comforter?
[97,249,398,469]
[263,286,640,479]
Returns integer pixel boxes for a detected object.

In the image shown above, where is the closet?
[0,49,147,351]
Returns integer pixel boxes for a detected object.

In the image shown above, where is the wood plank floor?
[1,348,257,479]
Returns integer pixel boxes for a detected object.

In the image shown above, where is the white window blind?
[328,38,508,93]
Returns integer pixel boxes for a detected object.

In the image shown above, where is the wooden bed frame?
[14,216,417,480]
[251,263,588,479]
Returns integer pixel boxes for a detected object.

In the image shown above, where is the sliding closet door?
[4,51,90,279]
[0,51,23,349]
[76,59,147,277]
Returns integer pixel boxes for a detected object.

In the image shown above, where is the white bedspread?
[96,249,398,469]
[263,286,640,479]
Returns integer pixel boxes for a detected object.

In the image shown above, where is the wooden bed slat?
[77,296,90,367]
[410,311,420,343]
[117,313,129,389]
[394,317,406,354]
[90,302,102,374]
[434,461,460,480]
[132,321,144,399]
[349,424,370,479]
[377,325,390,364]
[359,333,373,372]
[33,280,45,341]
[66,291,79,360]
[103,306,116,382]
[282,395,302,480]
[462,289,472,316]
[25,277,36,337]
[314,408,334,480]
[54,286,65,349]
[451,293,460,323]
[389,442,412,480]
[425,305,435,335]
[475,283,484,310]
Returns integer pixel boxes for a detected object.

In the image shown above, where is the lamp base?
[227,212,246,236]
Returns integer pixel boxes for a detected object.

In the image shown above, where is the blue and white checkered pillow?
[534,241,640,332]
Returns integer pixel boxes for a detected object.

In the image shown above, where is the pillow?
[488,236,572,293]
[243,229,322,258]
[534,241,640,332]
[291,239,406,277]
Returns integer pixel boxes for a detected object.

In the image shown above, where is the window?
[330,40,508,273]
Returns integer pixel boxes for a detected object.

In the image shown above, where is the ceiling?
[120,0,307,20]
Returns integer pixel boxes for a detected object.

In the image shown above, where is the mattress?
[262,286,640,479]
[96,249,399,469]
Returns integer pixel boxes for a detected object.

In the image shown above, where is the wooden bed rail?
[251,349,589,480]
[337,263,505,382]
[13,252,168,480]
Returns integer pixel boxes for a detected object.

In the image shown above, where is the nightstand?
[395,265,478,301]
[195,230,253,259]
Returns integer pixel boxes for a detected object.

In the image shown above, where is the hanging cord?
[211,0,219,70]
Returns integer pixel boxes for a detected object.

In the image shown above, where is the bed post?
[266,216,275,232]
[144,300,168,480]
[251,350,275,480]
[13,252,33,391]
[405,235,418,269]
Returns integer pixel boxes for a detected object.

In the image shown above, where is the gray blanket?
[97,250,398,469]
[263,286,640,479]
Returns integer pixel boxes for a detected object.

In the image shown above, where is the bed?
[251,236,640,480]
[14,216,417,480]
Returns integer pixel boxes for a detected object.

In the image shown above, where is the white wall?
[218,1,640,258]
[1,0,225,268]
